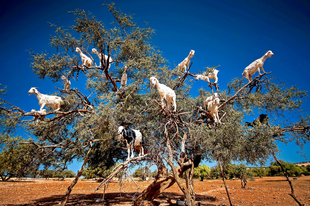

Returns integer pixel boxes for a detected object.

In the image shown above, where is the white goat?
[61,75,71,91]
[30,109,47,122]
[242,50,274,82]
[92,48,113,70]
[75,47,93,68]
[178,50,195,72]
[150,77,176,112]
[28,87,64,112]
[121,66,128,88]
[117,126,144,160]
[204,93,221,123]
[195,69,219,83]
[31,109,46,115]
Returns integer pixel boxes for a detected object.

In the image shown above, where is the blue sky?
[0,0,310,173]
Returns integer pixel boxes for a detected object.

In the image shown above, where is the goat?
[204,93,221,123]
[117,126,144,160]
[28,87,64,112]
[121,66,128,88]
[245,114,285,138]
[150,77,176,112]
[242,50,274,82]
[30,109,46,122]
[178,50,195,72]
[61,75,71,91]
[92,48,113,70]
[195,69,219,83]
[245,114,270,128]
[75,47,93,68]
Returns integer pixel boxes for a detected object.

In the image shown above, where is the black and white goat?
[117,126,144,160]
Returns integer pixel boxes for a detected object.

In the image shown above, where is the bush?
[193,165,211,181]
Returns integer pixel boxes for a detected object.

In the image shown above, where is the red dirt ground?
[0,176,309,205]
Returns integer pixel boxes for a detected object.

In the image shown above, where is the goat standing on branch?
[28,87,64,112]
[61,75,71,91]
[150,77,177,112]
[245,114,270,128]
[121,66,128,88]
[204,93,221,123]
[92,48,113,70]
[75,47,93,68]
[178,50,195,72]
[242,50,274,82]
[117,126,145,160]
[195,68,219,83]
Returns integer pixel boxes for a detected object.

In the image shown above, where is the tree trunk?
[61,142,92,206]
[272,154,304,206]
[134,165,176,206]
[218,158,233,206]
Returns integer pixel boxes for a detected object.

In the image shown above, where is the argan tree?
[0,3,309,206]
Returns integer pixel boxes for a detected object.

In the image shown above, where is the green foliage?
[210,163,253,181]
[133,167,151,180]
[133,168,143,178]
[193,165,210,180]
[39,169,75,179]
[267,161,308,177]
[0,3,309,192]
[39,170,55,179]
[251,167,267,177]
[210,165,222,179]
[306,165,310,173]
[150,171,158,178]
[0,139,42,181]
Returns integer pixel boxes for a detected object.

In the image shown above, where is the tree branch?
[0,98,26,114]
[218,72,271,110]
[173,62,193,90]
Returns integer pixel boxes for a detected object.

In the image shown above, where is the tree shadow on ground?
[263,179,291,182]
[5,192,218,206]
[0,180,36,183]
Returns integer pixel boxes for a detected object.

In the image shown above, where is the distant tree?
[233,164,253,188]
[150,171,157,178]
[0,140,42,181]
[133,167,150,180]
[251,167,267,178]
[133,168,143,178]
[306,165,310,175]
[267,161,305,177]
[82,168,98,179]
[210,166,222,179]
[193,165,210,181]
[62,170,76,178]
[0,3,309,206]
[53,170,76,179]
[267,164,282,176]
[39,170,55,179]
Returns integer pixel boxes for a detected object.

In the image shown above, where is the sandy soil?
[0,176,309,205]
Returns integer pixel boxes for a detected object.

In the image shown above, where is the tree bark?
[134,165,176,206]
[272,154,304,206]
[134,135,196,205]
[61,141,92,206]
[218,158,233,206]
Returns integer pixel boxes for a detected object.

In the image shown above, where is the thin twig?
[218,72,271,110]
